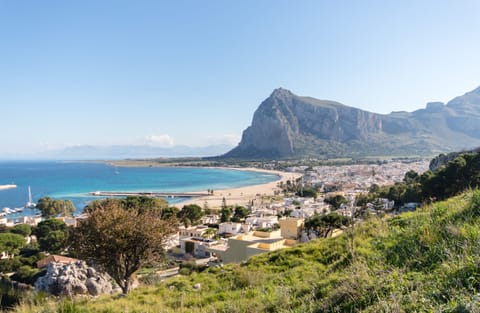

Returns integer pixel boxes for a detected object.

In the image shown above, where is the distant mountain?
[43,144,234,160]
[223,87,480,159]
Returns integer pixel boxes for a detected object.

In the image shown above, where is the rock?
[223,86,480,159]
[193,283,201,290]
[35,261,114,297]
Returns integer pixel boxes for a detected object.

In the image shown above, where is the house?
[278,218,304,240]
[37,255,79,269]
[178,225,209,239]
[219,222,249,235]
[180,237,218,258]
[207,230,295,264]
[201,214,220,225]
[55,216,77,227]
[245,216,278,229]
[13,215,43,226]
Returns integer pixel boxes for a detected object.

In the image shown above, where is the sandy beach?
[175,168,303,208]
[109,160,303,208]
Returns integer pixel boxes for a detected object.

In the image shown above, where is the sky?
[1,0,480,156]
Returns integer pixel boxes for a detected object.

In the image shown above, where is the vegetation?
[69,200,177,294]
[0,233,26,256]
[177,204,203,227]
[33,219,69,254]
[36,197,75,218]
[324,194,348,210]
[14,188,480,312]
[368,151,480,208]
[295,187,318,199]
[304,212,351,238]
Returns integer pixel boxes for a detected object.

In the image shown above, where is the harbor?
[88,191,210,198]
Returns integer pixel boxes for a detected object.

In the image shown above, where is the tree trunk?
[121,278,131,295]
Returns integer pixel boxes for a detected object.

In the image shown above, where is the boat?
[0,184,17,190]
[3,207,12,214]
[25,186,36,208]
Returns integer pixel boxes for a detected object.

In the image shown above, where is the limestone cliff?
[223,86,480,159]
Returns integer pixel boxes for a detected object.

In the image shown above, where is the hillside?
[224,86,480,159]
[16,190,480,312]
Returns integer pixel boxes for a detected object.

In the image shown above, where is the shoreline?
[108,160,302,208]
[173,167,302,208]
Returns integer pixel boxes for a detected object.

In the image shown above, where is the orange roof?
[36,255,79,269]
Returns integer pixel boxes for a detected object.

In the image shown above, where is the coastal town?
[0,159,429,284]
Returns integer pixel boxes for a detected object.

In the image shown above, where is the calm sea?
[0,161,279,216]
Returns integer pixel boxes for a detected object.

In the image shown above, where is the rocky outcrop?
[35,261,115,297]
[223,86,480,159]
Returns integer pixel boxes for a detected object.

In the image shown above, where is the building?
[201,214,220,225]
[180,237,218,258]
[218,222,250,235]
[245,216,278,229]
[37,255,79,269]
[178,225,209,239]
[278,218,304,240]
[207,230,295,263]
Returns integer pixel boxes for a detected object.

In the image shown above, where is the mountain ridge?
[223,86,480,159]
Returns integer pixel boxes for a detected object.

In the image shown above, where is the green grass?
[15,190,480,312]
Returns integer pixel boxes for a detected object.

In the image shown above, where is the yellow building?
[207,230,296,264]
[278,218,304,240]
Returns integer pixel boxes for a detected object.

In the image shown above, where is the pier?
[88,191,209,198]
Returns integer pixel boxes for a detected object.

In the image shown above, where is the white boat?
[25,186,36,208]
[3,207,12,214]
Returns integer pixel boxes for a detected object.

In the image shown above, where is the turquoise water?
[0,161,279,216]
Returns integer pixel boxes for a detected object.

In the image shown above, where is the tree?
[177,204,203,227]
[305,213,351,238]
[33,219,69,253]
[36,197,75,218]
[39,230,68,254]
[0,233,26,256]
[84,196,168,214]
[231,206,250,222]
[220,206,232,223]
[10,224,32,237]
[324,195,348,210]
[70,200,177,294]
[33,219,67,240]
[296,187,318,199]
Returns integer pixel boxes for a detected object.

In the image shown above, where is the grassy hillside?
[15,190,480,312]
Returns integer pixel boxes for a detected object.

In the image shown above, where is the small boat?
[3,207,12,214]
[25,186,36,208]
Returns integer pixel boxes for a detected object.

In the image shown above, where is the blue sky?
[1,0,480,156]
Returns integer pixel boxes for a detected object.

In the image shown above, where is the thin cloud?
[144,134,175,147]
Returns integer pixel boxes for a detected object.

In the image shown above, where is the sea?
[0,161,279,217]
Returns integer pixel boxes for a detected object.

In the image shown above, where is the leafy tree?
[84,196,168,215]
[39,230,67,254]
[122,196,168,213]
[296,187,318,199]
[10,224,32,237]
[324,195,348,210]
[33,219,69,253]
[0,233,26,256]
[70,200,177,294]
[161,206,180,220]
[177,204,203,227]
[36,197,75,218]
[33,219,67,240]
[220,206,232,223]
[305,213,351,238]
[232,206,250,222]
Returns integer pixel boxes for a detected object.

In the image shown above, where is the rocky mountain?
[223,86,480,159]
